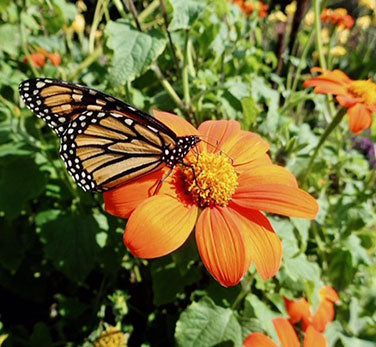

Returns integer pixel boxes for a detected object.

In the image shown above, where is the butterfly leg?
[153,167,174,195]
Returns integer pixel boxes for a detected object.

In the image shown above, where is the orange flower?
[243,317,328,347]
[23,52,45,67]
[232,0,268,18]
[47,52,62,66]
[104,112,318,287]
[285,286,339,332]
[321,8,354,29]
[303,67,376,134]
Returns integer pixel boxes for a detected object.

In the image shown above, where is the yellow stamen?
[347,80,376,105]
[178,151,238,207]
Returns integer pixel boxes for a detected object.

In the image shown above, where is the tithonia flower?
[232,0,268,18]
[321,8,354,29]
[330,46,346,57]
[104,112,318,287]
[94,326,127,347]
[23,52,45,67]
[357,15,372,30]
[47,52,62,66]
[243,317,328,347]
[303,67,376,134]
[284,286,339,332]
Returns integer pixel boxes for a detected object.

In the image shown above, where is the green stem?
[19,20,38,77]
[182,30,191,108]
[139,0,160,23]
[152,64,187,112]
[112,0,127,18]
[231,275,252,310]
[302,108,347,183]
[313,0,326,70]
[89,0,107,54]
[68,46,102,80]
[127,0,142,31]
[291,29,315,92]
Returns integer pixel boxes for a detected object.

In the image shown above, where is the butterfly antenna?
[197,136,234,164]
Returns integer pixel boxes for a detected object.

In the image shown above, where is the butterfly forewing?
[60,110,175,192]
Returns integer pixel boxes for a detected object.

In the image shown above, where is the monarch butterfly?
[19,78,201,192]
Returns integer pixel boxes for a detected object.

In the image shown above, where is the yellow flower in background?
[286,1,297,17]
[360,0,376,10]
[330,46,347,57]
[305,10,315,26]
[269,10,287,22]
[94,327,127,347]
[338,29,350,44]
[358,15,372,29]
[71,13,85,33]
[321,28,330,44]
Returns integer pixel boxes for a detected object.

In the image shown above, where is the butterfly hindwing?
[60,110,174,192]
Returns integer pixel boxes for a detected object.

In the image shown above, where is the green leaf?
[168,0,205,31]
[0,219,27,272]
[0,24,20,56]
[175,297,242,347]
[38,215,99,282]
[0,156,46,219]
[105,20,166,86]
[30,322,52,347]
[151,253,200,306]
[240,97,260,130]
[327,249,355,289]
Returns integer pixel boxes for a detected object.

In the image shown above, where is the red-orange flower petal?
[229,206,282,279]
[284,297,312,325]
[347,103,373,134]
[243,332,277,347]
[195,206,249,287]
[273,318,300,347]
[198,120,241,153]
[124,195,197,258]
[321,286,339,303]
[311,299,335,332]
[231,172,318,219]
[336,95,360,108]
[304,326,328,347]
[153,110,199,136]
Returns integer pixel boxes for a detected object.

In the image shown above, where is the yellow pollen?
[347,80,376,105]
[179,151,238,207]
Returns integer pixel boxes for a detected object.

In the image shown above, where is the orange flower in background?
[23,48,61,68]
[321,8,354,29]
[303,67,376,134]
[243,317,328,347]
[232,0,269,18]
[23,52,45,67]
[285,286,339,332]
[104,111,318,287]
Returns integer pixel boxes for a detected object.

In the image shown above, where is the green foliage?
[0,0,375,346]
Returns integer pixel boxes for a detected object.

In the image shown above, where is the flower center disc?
[180,151,238,208]
[347,80,376,105]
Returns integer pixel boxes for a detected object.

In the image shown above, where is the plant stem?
[19,21,38,77]
[139,0,160,23]
[302,107,347,183]
[313,0,326,70]
[127,0,142,31]
[182,30,191,108]
[231,275,252,310]
[152,64,187,112]
[89,0,106,54]
[160,0,179,71]
[291,29,315,92]
[68,46,102,80]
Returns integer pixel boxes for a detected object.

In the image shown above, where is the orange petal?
[221,131,271,173]
[347,103,373,134]
[198,120,241,153]
[311,299,335,332]
[336,95,360,108]
[231,181,319,219]
[284,298,312,325]
[124,195,197,258]
[272,318,300,347]
[243,332,278,347]
[304,326,328,347]
[195,206,249,287]
[104,169,167,218]
[237,165,298,188]
[320,286,339,303]
[228,206,282,280]
[153,109,199,136]
[303,77,348,95]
